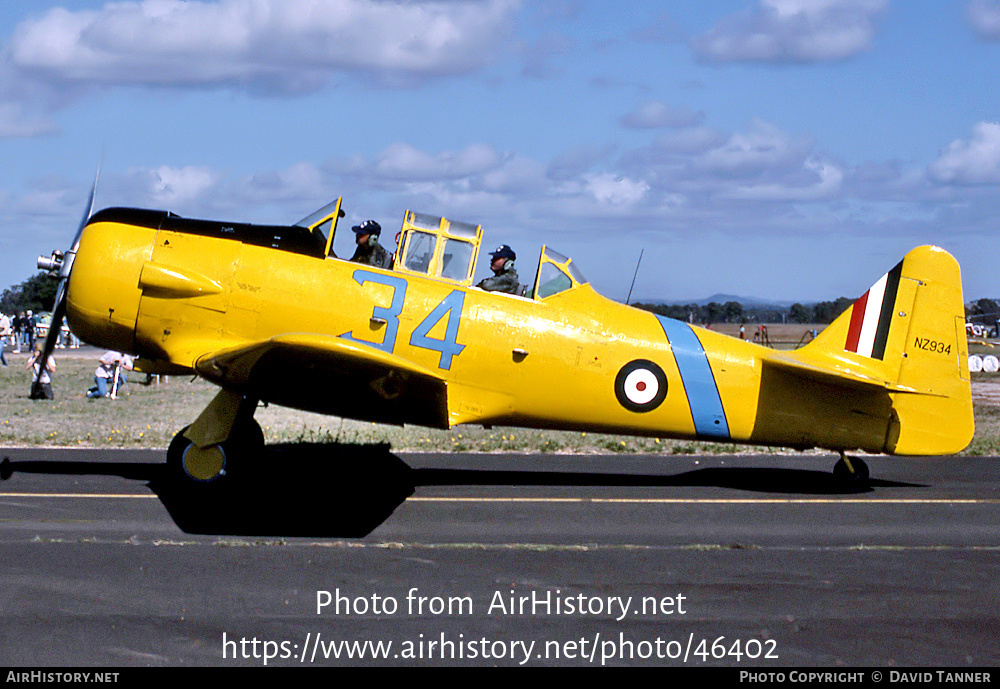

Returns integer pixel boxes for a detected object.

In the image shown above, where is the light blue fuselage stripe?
[655,316,730,439]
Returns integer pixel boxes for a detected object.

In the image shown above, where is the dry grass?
[707,322,821,349]
[968,377,1000,455]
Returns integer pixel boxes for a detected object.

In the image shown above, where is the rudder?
[886,246,972,454]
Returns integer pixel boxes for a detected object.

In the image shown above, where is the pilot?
[476,244,519,294]
[349,219,390,269]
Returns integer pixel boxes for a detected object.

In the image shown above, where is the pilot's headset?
[491,245,516,272]
[353,220,382,246]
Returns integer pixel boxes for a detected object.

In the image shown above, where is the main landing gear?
[166,390,264,486]
[833,451,870,486]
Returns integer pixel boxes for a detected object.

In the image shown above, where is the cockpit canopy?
[298,198,587,299]
[534,247,588,299]
[395,212,482,285]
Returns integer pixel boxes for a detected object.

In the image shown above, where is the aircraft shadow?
[412,466,919,495]
[0,446,412,539]
[1,447,923,538]
[149,443,413,538]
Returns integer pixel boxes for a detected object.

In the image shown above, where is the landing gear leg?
[166,389,264,485]
[833,451,870,486]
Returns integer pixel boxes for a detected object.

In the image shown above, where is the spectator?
[26,344,55,400]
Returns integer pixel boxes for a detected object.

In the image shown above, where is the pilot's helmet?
[351,220,382,237]
[489,245,516,262]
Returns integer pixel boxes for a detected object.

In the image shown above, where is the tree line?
[634,296,999,325]
[966,298,1000,325]
[631,297,855,325]
[1,273,56,314]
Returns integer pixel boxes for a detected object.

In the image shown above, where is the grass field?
[704,322,821,349]
[2,340,999,456]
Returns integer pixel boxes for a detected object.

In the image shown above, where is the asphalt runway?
[1,446,998,668]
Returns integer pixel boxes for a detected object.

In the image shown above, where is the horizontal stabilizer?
[764,353,934,396]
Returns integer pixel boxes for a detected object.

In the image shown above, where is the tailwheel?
[833,453,870,486]
[167,419,264,486]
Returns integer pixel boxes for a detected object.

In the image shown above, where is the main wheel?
[167,425,227,483]
[166,420,264,485]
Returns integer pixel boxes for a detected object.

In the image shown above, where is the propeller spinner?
[31,168,100,397]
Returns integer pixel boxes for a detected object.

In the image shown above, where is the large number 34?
[340,271,466,370]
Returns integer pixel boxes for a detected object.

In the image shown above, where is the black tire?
[166,425,194,482]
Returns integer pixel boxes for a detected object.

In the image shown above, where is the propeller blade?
[69,165,100,255]
[37,297,66,364]
[31,166,100,397]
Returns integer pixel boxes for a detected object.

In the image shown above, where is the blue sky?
[2,0,1000,303]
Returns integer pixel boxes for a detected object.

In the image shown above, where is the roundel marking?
[615,360,668,412]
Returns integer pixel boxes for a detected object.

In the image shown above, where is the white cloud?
[728,157,844,200]
[546,144,617,181]
[80,124,993,243]
[968,0,1000,39]
[928,122,1000,185]
[0,103,57,138]
[692,0,889,63]
[620,101,705,129]
[373,143,502,181]
[623,127,729,162]
[614,119,860,210]
[5,0,519,95]
[584,173,650,207]
[0,177,108,252]
[241,163,326,203]
[695,119,813,176]
[481,155,547,193]
[8,188,78,219]
[319,143,527,217]
[124,165,224,206]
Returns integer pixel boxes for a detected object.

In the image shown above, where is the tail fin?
[803,246,973,455]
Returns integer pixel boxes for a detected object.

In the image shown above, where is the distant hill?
[636,293,796,308]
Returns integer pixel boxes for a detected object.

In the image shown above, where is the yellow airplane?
[35,182,973,487]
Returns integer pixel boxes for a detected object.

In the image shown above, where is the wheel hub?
[181,444,227,482]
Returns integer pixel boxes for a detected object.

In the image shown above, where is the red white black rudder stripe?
[844,260,902,360]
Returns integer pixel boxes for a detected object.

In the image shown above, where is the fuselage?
[66,208,902,453]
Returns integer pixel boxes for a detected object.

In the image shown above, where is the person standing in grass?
[13,312,24,353]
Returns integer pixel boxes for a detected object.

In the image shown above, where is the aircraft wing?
[194,333,450,428]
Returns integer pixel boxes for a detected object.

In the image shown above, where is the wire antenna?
[625,249,644,305]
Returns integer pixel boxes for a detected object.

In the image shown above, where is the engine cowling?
[66,211,158,353]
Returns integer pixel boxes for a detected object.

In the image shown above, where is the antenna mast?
[625,249,644,305]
